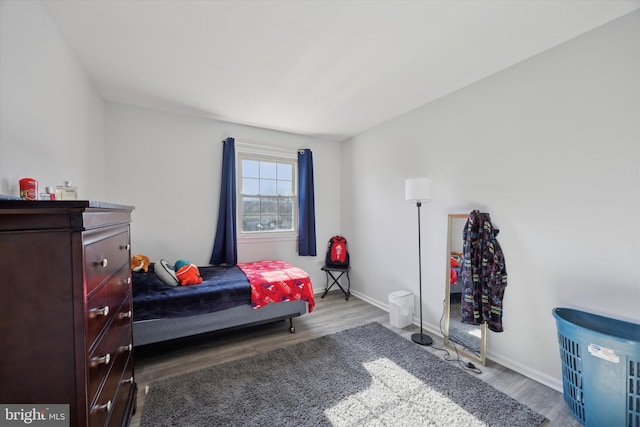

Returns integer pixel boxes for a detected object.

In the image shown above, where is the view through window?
[239,155,296,234]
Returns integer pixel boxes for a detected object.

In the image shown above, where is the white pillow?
[156,259,179,287]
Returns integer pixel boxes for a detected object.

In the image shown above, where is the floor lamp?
[405,178,433,346]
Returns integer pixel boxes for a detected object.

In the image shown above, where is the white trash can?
[388,290,414,328]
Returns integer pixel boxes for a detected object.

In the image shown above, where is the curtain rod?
[221,139,307,155]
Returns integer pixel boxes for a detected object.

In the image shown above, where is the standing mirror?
[443,214,487,365]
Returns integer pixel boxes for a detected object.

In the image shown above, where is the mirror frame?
[443,213,487,365]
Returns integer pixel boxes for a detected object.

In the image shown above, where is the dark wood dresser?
[0,201,136,427]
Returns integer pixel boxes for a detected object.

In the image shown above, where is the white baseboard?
[487,353,564,392]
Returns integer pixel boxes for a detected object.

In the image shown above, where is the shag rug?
[141,322,547,426]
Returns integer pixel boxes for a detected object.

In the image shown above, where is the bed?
[132,260,315,346]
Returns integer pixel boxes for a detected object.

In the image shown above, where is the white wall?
[0,0,106,199]
[105,103,341,288]
[3,0,637,394]
[341,10,640,391]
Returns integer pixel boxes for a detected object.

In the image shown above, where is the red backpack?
[326,236,349,267]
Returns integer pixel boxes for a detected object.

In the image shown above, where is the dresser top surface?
[0,201,134,232]
[0,200,134,211]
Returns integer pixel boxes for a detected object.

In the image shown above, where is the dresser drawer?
[87,317,133,410]
[87,268,131,351]
[85,229,130,295]
[89,355,133,427]
[107,356,135,427]
[88,329,133,427]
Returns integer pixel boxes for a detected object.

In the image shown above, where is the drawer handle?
[119,344,133,353]
[118,310,132,319]
[89,305,109,318]
[96,258,108,268]
[120,244,131,251]
[120,277,131,285]
[90,353,111,367]
[122,376,134,385]
[91,400,112,414]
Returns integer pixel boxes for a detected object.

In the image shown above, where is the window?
[237,147,297,235]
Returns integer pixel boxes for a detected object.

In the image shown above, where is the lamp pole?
[411,200,432,346]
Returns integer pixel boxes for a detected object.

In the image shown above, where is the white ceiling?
[42,0,639,141]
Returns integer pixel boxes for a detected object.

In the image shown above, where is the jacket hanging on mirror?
[460,210,508,332]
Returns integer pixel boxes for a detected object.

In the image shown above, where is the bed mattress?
[132,264,250,321]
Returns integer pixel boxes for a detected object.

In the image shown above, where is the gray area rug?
[141,322,547,426]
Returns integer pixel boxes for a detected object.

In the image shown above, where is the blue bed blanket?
[132,264,250,321]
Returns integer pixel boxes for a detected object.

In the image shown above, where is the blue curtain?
[210,137,237,265]
[298,149,317,256]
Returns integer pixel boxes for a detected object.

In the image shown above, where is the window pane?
[277,163,292,179]
[243,178,259,195]
[260,179,277,196]
[260,197,278,215]
[277,180,292,196]
[278,215,293,230]
[242,215,261,232]
[260,161,277,179]
[242,196,260,214]
[278,198,293,214]
[261,216,278,230]
[242,159,260,178]
[278,198,294,231]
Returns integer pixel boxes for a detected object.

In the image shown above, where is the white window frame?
[236,142,298,241]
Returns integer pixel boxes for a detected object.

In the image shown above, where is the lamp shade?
[405,178,433,202]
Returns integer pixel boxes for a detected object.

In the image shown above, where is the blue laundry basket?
[553,308,640,427]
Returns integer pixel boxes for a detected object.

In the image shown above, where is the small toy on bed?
[174,259,203,286]
[155,259,180,286]
[131,254,150,272]
[154,259,203,286]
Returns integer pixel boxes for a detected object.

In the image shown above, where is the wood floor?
[130,291,581,427]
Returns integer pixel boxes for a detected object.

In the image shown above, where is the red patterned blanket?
[237,260,315,313]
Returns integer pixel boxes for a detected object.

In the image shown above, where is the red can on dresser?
[19,177,38,200]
